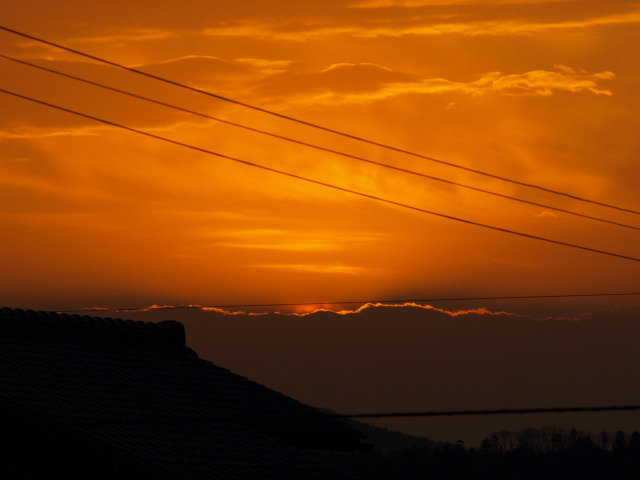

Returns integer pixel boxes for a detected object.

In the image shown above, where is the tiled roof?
[0,307,363,479]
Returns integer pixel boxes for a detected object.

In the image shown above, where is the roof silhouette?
[0,307,364,479]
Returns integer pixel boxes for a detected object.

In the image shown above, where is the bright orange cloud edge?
[60,302,523,318]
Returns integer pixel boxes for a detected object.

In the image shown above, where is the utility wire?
[2,87,639,264]
[55,292,640,313]
[53,405,640,425]
[1,25,638,217]
[339,405,640,419]
[3,53,638,232]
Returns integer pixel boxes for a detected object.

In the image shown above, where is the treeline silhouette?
[321,427,640,479]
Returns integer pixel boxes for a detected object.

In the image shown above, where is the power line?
[55,292,640,313]
[55,405,640,425]
[1,24,638,217]
[2,87,639,264]
[3,53,638,232]
[339,405,640,419]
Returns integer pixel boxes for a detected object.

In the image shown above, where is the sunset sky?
[2,0,639,311]
[2,0,640,445]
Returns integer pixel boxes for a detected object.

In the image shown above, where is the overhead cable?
[2,53,638,232]
[2,87,639,264]
[52,405,640,426]
[339,405,640,419]
[1,25,638,216]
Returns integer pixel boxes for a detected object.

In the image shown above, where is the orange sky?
[1,0,639,311]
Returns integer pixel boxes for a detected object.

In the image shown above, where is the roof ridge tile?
[0,307,185,351]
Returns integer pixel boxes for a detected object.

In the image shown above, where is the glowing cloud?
[350,0,572,7]
[60,302,524,318]
[205,229,382,252]
[321,302,523,317]
[198,10,640,41]
[350,12,640,38]
[270,66,615,106]
[321,62,393,73]
[0,125,110,140]
[235,58,293,75]
[535,210,559,219]
[253,264,376,275]
[212,241,340,252]
[69,29,179,45]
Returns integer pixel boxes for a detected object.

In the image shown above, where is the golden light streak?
[252,264,377,275]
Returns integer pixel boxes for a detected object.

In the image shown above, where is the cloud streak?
[196,9,640,42]
[266,66,615,106]
[68,29,180,45]
[350,0,574,7]
[252,264,377,275]
[349,12,640,38]
[204,228,383,252]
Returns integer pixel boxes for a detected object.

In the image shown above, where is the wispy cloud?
[350,0,573,6]
[235,57,293,75]
[204,228,383,252]
[535,210,559,219]
[351,12,640,38]
[322,62,393,73]
[0,117,210,139]
[66,304,269,317]
[0,211,114,229]
[214,241,339,251]
[0,125,111,140]
[69,29,179,45]
[271,66,615,106]
[252,264,377,275]
[198,9,640,42]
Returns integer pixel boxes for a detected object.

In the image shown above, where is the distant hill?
[344,418,445,454]
[315,408,445,454]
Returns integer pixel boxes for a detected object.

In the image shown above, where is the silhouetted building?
[0,307,364,479]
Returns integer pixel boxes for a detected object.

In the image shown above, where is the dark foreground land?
[320,426,640,479]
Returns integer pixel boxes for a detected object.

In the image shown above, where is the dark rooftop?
[0,307,364,479]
